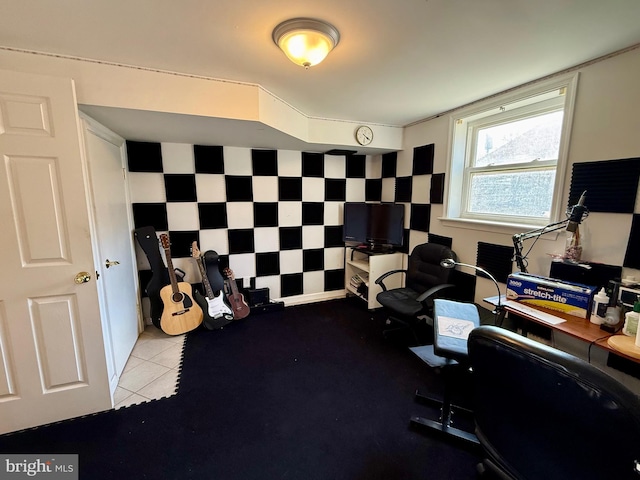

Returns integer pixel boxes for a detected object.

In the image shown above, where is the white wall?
[0,47,403,152]
[403,46,640,304]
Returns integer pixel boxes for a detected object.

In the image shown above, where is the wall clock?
[355,125,373,146]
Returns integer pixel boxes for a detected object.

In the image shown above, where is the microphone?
[566,190,587,233]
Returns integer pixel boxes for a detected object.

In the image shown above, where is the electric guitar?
[191,242,233,330]
[223,268,250,320]
[158,234,203,335]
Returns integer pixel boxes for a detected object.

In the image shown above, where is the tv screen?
[342,202,404,249]
[368,203,404,247]
[342,202,369,244]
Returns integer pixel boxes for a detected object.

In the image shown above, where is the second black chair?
[375,243,458,343]
[410,298,480,445]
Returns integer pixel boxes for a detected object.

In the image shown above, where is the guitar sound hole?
[172,292,184,303]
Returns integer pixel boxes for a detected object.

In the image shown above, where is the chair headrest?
[468,325,640,479]
[411,243,456,264]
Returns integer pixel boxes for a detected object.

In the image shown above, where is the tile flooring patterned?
[113,325,186,409]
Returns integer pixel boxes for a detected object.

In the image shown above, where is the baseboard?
[274,290,346,307]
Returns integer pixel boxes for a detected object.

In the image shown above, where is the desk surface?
[488,298,640,364]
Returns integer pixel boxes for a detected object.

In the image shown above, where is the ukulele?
[191,242,233,330]
[158,234,203,335]
[223,267,250,320]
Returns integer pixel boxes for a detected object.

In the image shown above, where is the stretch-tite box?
[506,272,596,318]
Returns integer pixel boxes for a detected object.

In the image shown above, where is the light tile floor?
[113,325,186,409]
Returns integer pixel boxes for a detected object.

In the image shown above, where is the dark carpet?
[0,298,481,479]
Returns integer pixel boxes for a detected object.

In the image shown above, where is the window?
[445,73,578,228]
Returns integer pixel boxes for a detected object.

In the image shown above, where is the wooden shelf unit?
[345,248,403,309]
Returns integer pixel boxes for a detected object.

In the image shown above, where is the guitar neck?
[228,277,239,295]
[163,246,180,294]
[195,257,216,299]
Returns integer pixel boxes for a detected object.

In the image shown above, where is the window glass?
[473,111,564,167]
[468,169,556,218]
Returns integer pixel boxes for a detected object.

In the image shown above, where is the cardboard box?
[506,272,596,318]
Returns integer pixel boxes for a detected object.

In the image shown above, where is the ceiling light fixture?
[272,18,340,69]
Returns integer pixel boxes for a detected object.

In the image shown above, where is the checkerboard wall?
[128,138,640,317]
[128,141,448,307]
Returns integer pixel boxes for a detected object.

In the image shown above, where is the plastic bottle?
[590,288,609,325]
[632,302,640,347]
[623,302,640,337]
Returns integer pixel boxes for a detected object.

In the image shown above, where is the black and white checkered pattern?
[128,141,445,306]
[128,139,640,319]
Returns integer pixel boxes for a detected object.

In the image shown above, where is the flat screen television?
[342,202,404,251]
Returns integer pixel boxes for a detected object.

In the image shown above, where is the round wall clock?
[355,125,373,146]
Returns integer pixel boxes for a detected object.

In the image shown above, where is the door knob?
[74,272,91,284]
[105,259,120,268]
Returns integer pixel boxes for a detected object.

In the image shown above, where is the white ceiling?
[3,0,640,152]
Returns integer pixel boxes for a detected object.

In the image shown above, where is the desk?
[486,297,640,365]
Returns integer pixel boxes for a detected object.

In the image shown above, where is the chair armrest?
[415,283,456,304]
[374,269,407,292]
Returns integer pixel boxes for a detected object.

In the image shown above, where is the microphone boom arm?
[512,218,570,273]
[513,191,588,273]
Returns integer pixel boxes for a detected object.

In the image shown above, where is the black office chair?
[375,243,458,343]
[468,325,640,480]
[410,298,481,444]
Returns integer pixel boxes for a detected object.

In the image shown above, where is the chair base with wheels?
[410,299,480,445]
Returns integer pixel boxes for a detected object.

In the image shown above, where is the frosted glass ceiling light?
[272,18,340,69]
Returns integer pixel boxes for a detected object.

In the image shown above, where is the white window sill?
[438,217,564,241]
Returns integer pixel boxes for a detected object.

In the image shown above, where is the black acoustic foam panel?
[194,145,224,174]
[476,242,514,284]
[346,155,366,178]
[365,179,382,201]
[302,152,324,177]
[430,173,445,204]
[624,214,640,269]
[324,179,346,201]
[252,149,278,176]
[381,152,397,178]
[413,144,434,175]
[410,204,431,232]
[395,177,412,203]
[569,158,640,213]
[428,233,453,249]
[127,141,163,172]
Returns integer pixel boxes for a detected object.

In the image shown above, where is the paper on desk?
[483,295,506,306]
[504,300,566,325]
[437,316,476,340]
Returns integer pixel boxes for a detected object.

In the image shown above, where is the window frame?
[443,73,579,231]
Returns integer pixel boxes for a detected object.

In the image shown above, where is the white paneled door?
[0,69,111,434]
[80,113,141,398]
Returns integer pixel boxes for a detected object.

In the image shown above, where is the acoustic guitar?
[158,234,203,335]
[223,267,250,320]
[191,242,233,330]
